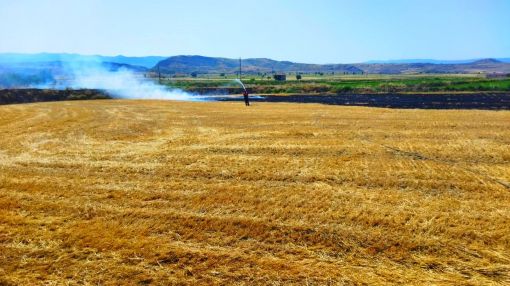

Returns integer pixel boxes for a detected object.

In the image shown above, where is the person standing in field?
[243,90,250,106]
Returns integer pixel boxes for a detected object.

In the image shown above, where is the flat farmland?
[0,100,509,285]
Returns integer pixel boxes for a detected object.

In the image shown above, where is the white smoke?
[65,59,196,100]
[0,54,201,101]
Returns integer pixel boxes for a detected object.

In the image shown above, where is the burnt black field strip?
[218,93,510,110]
[0,89,110,105]
[1,89,509,110]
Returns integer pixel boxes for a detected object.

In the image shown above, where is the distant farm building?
[273,74,286,81]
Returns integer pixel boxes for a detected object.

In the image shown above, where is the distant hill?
[156,55,363,74]
[101,56,166,69]
[365,59,475,64]
[101,62,148,72]
[1,53,510,86]
[364,58,510,64]
[471,58,501,64]
[155,55,510,75]
[0,53,165,68]
[356,58,510,74]
[0,59,147,88]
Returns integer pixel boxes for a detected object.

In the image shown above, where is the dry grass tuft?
[0,100,509,285]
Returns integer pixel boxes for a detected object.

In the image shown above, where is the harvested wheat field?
[0,100,509,285]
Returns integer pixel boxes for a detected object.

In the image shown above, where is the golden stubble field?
[0,100,509,285]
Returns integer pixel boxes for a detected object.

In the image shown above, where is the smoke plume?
[66,60,195,100]
[0,55,197,101]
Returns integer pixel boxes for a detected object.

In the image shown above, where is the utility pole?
[239,57,242,80]
[157,63,161,84]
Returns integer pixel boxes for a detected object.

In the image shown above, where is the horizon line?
[0,51,509,65]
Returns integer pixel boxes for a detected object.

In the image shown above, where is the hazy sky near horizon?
[0,0,509,63]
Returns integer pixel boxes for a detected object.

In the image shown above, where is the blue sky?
[0,0,509,63]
